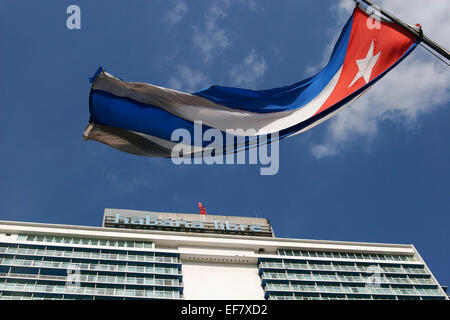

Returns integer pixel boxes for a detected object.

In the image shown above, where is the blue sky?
[0,1,449,287]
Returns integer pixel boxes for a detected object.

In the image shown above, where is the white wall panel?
[182,261,265,300]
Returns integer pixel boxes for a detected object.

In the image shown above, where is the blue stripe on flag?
[90,90,200,143]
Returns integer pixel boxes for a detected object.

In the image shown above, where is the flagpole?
[356,0,450,61]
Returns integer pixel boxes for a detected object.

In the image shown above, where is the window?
[84,287,95,295]
[105,288,115,295]
[135,289,145,297]
[125,289,135,297]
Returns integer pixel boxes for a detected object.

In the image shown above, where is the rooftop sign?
[103,209,274,237]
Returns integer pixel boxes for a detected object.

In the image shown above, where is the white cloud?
[103,170,153,194]
[163,1,188,25]
[165,2,262,91]
[310,0,450,159]
[192,0,232,63]
[304,1,354,77]
[229,49,267,88]
[168,65,209,92]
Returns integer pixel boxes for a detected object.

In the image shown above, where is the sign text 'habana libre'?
[110,213,263,232]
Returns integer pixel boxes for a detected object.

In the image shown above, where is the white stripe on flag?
[93,68,342,135]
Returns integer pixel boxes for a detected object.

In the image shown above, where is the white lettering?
[111,215,263,233]
[66,5,81,30]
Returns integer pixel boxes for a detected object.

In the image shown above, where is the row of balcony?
[0,246,179,264]
[0,258,182,276]
[259,261,428,275]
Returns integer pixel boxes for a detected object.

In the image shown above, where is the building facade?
[0,208,447,300]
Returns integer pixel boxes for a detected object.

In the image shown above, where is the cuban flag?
[83,5,419,158]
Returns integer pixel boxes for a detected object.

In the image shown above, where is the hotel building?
[0,208,447,300]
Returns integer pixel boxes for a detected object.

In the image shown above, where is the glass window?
[107,264,117,271]
[100,253,109,259]
[35,284,45,291]
[316,252,325,258]
[105,288,115,295]
[84,286,95,294]
[17,234,27,241]
[90,252,99,259]
[136,255,145,262]
[24,283,35,290]
[118,253,127,260]
[114,288,125,296]
[96,287,106,295]
[95,264,105,271]
[108,240,117,247]
[164,279,173,286]
[136,266,145,272]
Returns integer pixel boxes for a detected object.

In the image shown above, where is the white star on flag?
[348,40,381,88]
